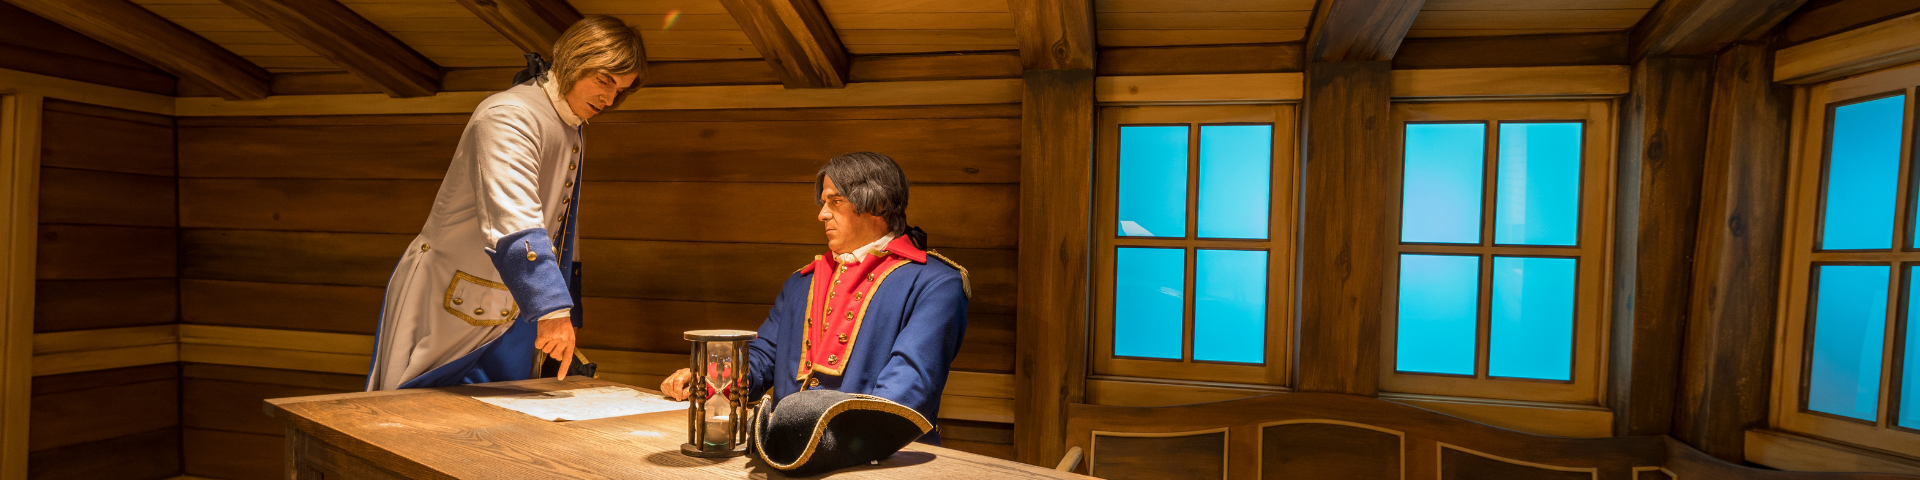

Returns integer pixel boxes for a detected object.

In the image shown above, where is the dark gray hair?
[814,152,909,235]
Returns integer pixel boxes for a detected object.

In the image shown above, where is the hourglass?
[680,329,756,458]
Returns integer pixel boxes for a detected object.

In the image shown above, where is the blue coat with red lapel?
[743,235,969,435]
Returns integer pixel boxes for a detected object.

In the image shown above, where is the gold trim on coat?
[925,250,972,299]
[797,258,911,380]
[444,270,518,327]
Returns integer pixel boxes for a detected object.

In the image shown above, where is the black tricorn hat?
[751,389,933,476]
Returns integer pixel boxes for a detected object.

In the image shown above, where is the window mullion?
[1883,262,1904,428]
[1183,123,1200,363]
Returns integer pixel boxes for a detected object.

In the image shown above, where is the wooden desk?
[265,377,1087,479]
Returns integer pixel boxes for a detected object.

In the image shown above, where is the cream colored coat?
[367,75,584,390]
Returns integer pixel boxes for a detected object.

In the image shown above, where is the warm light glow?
[663,10,681,30]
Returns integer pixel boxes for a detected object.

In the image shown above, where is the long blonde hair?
[548,15,646,102]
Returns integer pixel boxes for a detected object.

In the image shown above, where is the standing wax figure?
[365,16,643,391]
[660,152,971,443]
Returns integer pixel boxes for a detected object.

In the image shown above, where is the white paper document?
[474,386,685,421]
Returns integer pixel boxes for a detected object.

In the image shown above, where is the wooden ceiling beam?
[716,0,849,89]
[223,0,441,98]
[5,0,270,100]
[1629,0,1812,58]
[1007,0,1095,70]
[453,0,582,58]
[1303,0,1426,62]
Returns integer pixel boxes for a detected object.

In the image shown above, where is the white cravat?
[539,74,585,127]
[835,234,895,265]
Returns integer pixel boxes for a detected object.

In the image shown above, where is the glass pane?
[1194,249,1267,363]
[1118,126,1189,237]
[1115,247,1185,359]
[1488,256,1576,380]
[1198,125,1272,239]
[1821,95,1905,250]
[1807,264,1891,421]
[1901,266,1920,429]
[1396,254,1480,375]
[1494,123,1583,246]
[1402,123,1487,244]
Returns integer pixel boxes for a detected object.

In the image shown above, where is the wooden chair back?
[1063,393,1920,480]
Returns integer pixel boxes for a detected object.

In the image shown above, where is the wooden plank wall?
[172,103,1023,476]
[30,99,181,480]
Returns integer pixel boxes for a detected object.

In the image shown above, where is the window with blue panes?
[1096,105,1295,385]
[1383,101,1613,404]
[1777,80,1920,454]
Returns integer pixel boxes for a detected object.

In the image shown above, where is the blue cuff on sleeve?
[486,228,574,322]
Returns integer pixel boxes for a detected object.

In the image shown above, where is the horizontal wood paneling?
[175,79,1024,116]
[1392,33,1628,70]
[1095,73,1304,103]
[39,167,175,228]
[179,229,408,287]
[34,325,176,355]
[185,378,356,436]
[1097,44,1305,76]
[31,344,178,377]
[35,278,177,333]
[583,117,1020,183]
[184,428,283,480]
[30,363,175,395]
[580,295,1015,373]
[39,106,174,177]
[36,225,176,280]
[27,427,181,480]
[181,279,383,334]
[178,180,1018,248]
[179,124,463,180]
[29,374,179,451]
[583,240,1017,313]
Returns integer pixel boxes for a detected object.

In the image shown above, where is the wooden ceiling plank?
[452,0,582,58]
[1628,0,1810,58]
[222,0,443,98]
[1304,0,1426,62]
[717,0,850,88]
[1007,0,1095,70]
[7,0,271,100]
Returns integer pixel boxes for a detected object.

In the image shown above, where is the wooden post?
[1672,43,1792,462]
[1609,55,1714,437]
[1014,68,1093,466]
[1295,61,1392,396]
[0,92,41,480]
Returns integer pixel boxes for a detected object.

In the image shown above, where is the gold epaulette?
[795,255,822,274]
[925,250,972,299]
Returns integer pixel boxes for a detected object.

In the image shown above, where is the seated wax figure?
[364,17,643,391]
[663,152,971,444]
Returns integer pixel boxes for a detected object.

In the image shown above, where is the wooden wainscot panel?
[185,375,361,436]
[179,123,463,179]
[35,278,177,333]
[1389,65,1631,99]
[30,324,179,377]
[1439,444,1594,480]
[582,182,1017,248]
[1262,421,1400,480]
[585,116,1021,184]
[36,224,175,280]
[1775,11,1920,84]
[182,279,383,335]
[178,325,373,375]
[1094,73,1304,104]
[179,229,412,287]
[26,427,180,480]
[1380,393,1615,439]
[0,68,174,116]
[29,370,178,451]
[39,103,174,177]
[179,178,439,234]
[1088,429,1227,480]
[38,167,175,228]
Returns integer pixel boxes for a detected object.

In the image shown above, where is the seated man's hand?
[535,317,576,380]
[661,368,694,401]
